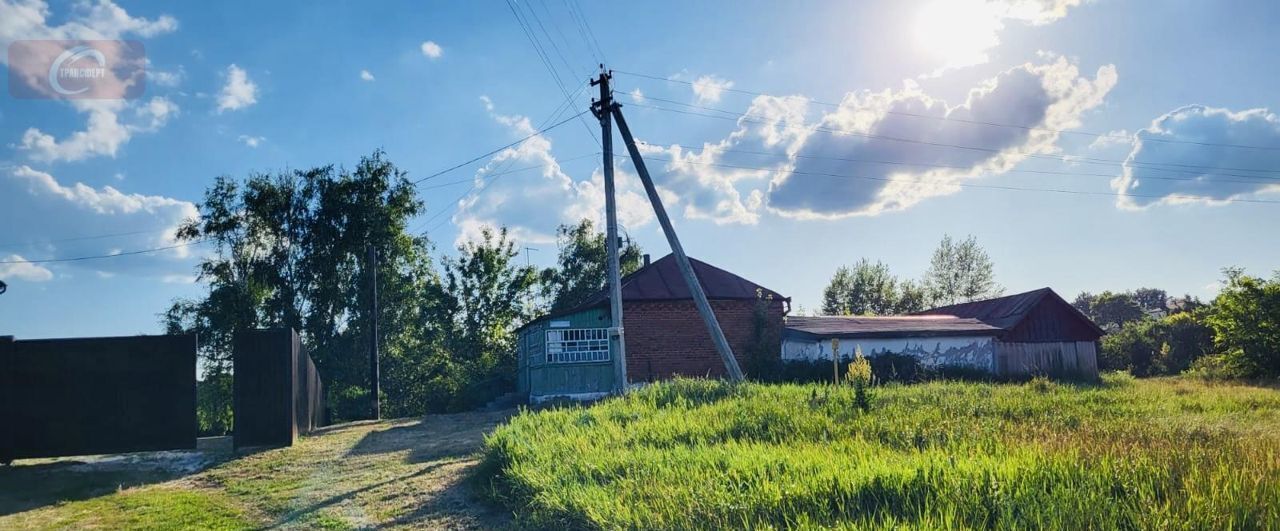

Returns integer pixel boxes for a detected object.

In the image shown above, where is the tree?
[1132,287,1169,313]
[1205,267,1280,378]
[1101,311,1213,376]
[437,227,539,408]
[164,151,441,424]
[1089,291,1145,330]
[1072,291,1097,318]
[895,279,930,314]
[821,259,901,315]
[538,219,642,313]
[923,234,1003,306]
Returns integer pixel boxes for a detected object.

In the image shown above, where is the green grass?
[483,374,1280,530]
[0,411,516,529]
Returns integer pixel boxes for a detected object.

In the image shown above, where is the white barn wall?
[782,335,997,372]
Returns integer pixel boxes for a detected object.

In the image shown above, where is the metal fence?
[0,334,197,463]
[233,329,325,448]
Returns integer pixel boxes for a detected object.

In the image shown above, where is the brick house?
[515,254,789,402]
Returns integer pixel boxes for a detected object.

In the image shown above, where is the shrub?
[1205,268,1280,379]
[1101,311,1214,376]
[845,347,874,411]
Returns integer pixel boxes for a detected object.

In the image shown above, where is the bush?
[1205,269,1280,379]
[196,372,233,436]
[1101,311,1214,376]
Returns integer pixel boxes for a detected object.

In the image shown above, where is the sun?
[913,0,1003,71]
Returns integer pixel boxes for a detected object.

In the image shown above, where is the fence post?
[1,336,13,464]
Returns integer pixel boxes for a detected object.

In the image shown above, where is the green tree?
[1205,268,1280,378]
[1090,291,1145,330]
[164,151,440,424]
[539,219,642,313]
[895,279,930,314]
[1132,287,1169,313]
[437,227,539,408]
[821,259,900,316]
[923,234,1003,306]
[1101,311,1214,376]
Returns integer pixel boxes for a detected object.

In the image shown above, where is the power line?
[418,152,599,191]
[505,0,601,147]
[562,0,602,65]
[0,229,168,249]
[412,90,593,236]
[636,140,1280,186]
[618,96,1280,180]
[613,69,1280,152]
[566,0,606,64]
[623,154,1280,205]
[0,240,210,264]
[411,110,587,185]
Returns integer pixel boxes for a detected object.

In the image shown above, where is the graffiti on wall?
[781,335,996,372]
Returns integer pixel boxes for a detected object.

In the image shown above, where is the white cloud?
[1087,129,1131,150]
[0,255,54,282]
[692,75,733,104]
[629,88,645,103]
[360,69,375,82]
[769,58,1117,218]
[633,58,1115,223]
[237,134,264,148]
[2,166,199,276]
[217,64,257,112]
[452,99,651,245]
[0,0,177,58]
[1,1,181,162]
[1111,105,1280,208]
[19,96,179,162]
[420,40,443,59]
[147,65,184,88]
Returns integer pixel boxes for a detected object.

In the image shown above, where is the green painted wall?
[518,307,615,398]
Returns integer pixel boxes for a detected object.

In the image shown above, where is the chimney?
[642,254,651,267]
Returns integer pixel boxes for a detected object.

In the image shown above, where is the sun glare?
[914,0,1003,71]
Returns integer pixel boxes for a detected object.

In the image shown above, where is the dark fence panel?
[233,329,324,449]
[0,334,196,462]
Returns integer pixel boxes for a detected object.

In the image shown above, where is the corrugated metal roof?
[914,287,1105,340]
[573,253,784,309]
[784,315,1000,339]
[914,288,1054,329]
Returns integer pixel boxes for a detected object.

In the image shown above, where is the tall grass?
[483,375,1280,529]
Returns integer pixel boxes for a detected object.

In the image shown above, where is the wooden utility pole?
[367,244,380,420]
[610,102,746,382]
[592,68,628,393]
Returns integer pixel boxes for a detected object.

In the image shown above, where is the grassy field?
[0,410,515,530]
[483,375,1280,529]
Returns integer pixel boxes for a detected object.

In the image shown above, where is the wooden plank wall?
[0,334,196,462]
[996,341,1098,378]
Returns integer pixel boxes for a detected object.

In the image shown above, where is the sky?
[2,0,1279,339]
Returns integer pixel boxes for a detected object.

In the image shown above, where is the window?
[546,328,610,364]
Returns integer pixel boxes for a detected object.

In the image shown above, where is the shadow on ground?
[0,436,244,516]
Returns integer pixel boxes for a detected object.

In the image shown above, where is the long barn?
[782,288,1103,378]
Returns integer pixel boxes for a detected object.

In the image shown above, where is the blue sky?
[2,0,1279,338]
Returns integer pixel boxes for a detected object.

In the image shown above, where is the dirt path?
[0,410,517,530]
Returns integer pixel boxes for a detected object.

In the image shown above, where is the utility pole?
[592,67,628,394]
[611,101,746,382]
[367,244,380,420]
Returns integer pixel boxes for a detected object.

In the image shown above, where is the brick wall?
[623,299,785,381]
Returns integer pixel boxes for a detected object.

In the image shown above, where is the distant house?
[516,254,788,402]
[782,288,1104,378]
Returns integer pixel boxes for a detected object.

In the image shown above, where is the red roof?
[784,315,1000,339]
[915,288,1104,340]
[573,254,784,309]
